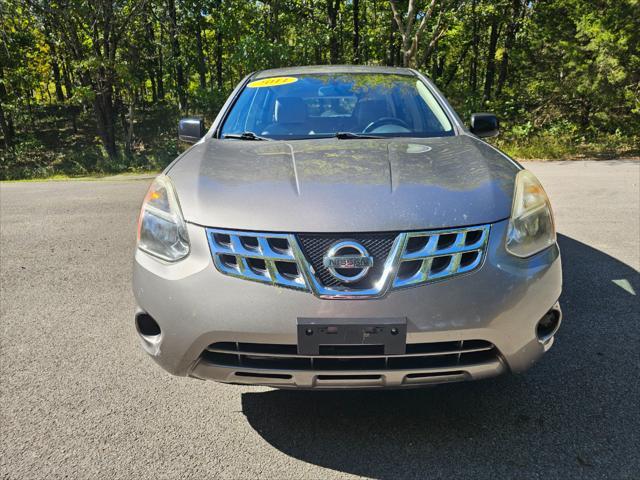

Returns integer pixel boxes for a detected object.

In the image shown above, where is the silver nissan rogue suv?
[133,65,562,389]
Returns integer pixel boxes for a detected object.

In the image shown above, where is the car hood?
[168,135,519,232]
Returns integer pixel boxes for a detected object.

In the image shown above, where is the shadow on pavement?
[240,234,639,479]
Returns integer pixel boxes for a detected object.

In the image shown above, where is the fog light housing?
[136,312,161,337]
[536,305,562,343]
[135,311,163,356]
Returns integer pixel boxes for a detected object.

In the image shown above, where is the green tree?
[1,0,638,180]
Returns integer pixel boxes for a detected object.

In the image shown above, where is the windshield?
[220,73,454,140]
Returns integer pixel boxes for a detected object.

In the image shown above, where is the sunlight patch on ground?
[612,279,636,295]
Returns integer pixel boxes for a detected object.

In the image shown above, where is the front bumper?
[132,219,562,389]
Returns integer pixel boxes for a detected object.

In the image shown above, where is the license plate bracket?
[297,317,407,355]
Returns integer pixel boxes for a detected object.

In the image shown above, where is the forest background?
[1,0,638,180]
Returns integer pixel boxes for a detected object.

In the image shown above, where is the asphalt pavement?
[1,160,639,479]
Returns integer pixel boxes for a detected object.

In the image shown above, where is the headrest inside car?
[275,97,307,124]
[355,98,390,127]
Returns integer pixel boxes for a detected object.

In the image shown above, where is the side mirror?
[470,113,499,138]
[178,117,205,143]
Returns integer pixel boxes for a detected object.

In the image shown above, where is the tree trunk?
[438,55,446,78]
[361,0,368,63]
[389,0,443,68]
[470,0,478,97]
[62,62,74,98]
[43,22,65,102]
[0,103,12,149]
[213,0,223,89]
[216,30,223,89]
[268,0,280,44]
[149,71,157,103]
[387,15,396,66]
[353,0,360,63]
[121,95,134,155]
[402,48,411,68]
[157,36,165,100]
[93,74,118,160]
[48,43,65,102]
[327,0,341,64]
[483,16,500,103]
[144,12,158,103]
[195,18,206,89]
[95,0,118,161]
[496,0,523,96]
[430,52,445,80]
[93,88,118,161]
[444,40,471,88]
[168,0,186,110]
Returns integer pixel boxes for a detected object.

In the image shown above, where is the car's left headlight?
[506,170,556,258]
[137,174,190,262]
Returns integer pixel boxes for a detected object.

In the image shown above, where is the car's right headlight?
[506,170,556,258]
[137,175,190,262]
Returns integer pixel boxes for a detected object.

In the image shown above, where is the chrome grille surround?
[206,225,491,299]
[207,229,306,290]
[393,225,490,289]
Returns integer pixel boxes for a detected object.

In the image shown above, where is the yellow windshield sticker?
[247,77,298,88]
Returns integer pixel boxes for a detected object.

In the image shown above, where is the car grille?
[297,233,397,288]
[207,229,306,290]
[393,226,489,288]
[206,225,490,298]
[202,340,499,371]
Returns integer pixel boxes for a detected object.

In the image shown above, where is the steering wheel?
[363,117,410,134]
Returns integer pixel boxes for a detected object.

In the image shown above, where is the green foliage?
[189,87,227,120]
[0,105,179,180]
[497,131,639,160]
[1,0,638,180]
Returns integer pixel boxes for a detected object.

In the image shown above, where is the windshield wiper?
[334,131,384,139]
[223,131,271,141]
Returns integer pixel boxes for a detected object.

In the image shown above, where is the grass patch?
[0,171,159,183]
[495,132,639,160]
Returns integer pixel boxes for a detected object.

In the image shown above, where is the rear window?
[220,73,454,140]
